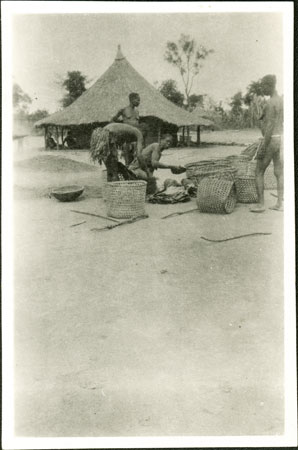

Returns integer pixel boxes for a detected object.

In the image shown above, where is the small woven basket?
[196,177,237,214]
[235,176,258,203]
[264,163,277,190]
[106,180,147,219]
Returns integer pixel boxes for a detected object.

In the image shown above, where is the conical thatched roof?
[36,46,206,128]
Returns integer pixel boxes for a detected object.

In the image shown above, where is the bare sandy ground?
[13,132,284,437]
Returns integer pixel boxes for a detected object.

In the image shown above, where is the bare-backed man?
[112,93,148,165]
[251,74,283,213]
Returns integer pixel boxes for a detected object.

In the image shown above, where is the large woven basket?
[106,180,147,219]
[232,159,257,177]
[186,160,236,186]
[235,176,258,203]
[196,177,237,214]
[264,163,277,190]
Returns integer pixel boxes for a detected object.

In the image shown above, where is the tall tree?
[244,79,267,128]
[158,79,184,107]
[60,71,88,108]
[188,94,204,111]
[164,34,213,109]
[13,83,32,114]
[243,79,264,106]
[229,91,244,116]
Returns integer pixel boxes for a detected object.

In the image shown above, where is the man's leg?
[250,154,272,212]
[270,145,283,211]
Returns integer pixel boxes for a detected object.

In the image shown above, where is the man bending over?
[128,134,182,180]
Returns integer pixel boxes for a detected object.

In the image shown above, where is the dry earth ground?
[13,130,284,436]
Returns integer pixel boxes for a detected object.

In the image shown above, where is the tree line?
[13,33,274,131]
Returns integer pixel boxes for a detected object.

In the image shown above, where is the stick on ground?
[70,221,86,227]
[70,210,119,223]
[162,208,198,219]
[201,232,272,243]
[91,215,149,231]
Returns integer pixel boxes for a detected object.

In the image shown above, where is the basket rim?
[106,180,147,186]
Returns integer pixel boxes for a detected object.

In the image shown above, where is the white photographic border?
[2,2,296,448]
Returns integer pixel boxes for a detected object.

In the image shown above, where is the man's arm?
[151,146,176,170]
[111,109,123,123]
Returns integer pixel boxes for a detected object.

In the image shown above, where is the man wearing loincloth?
[112,93,148,165]
[128,134,182,181]
[250,74,283,213]
[90,123,147,181]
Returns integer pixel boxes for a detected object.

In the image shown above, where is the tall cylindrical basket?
[196,177,237,214]
[106,180,147,219]
[235,176,258,203]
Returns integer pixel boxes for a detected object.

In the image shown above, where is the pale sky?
[12,12,283,113]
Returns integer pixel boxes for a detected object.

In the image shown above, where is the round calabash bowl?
[51,185,84,202]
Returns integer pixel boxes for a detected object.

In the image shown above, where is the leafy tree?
[188,94,204,111]
[164,34,213,109]
[28,109,49,122]
[13,83,32,113]
[229,91,244,116]
[243,79,267,128]
[158,79,184,107]
[60,71,88,107]
[243,80,264,105]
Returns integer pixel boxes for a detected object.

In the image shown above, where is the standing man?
[112,92,141,128]
[251,74,283,213]
[128,134,182,181]
[112,92,148,165]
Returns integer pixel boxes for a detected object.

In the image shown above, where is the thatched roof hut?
[36,46,198,128]
[36,46,210,148]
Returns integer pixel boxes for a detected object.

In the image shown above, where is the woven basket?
[101,169,108,201]
[235,176,258,203]
[196,177,237,214]
[186,160,236,186]
[264,163,277,190]
[232,159,257,177]
[106,180,147,219]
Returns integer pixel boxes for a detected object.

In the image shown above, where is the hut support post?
[56,126,59,151]
[61,127,64,149]
[187,126,190,147]
[44,126,48,149]
[197,126,201,146]
[182,126,185,145]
